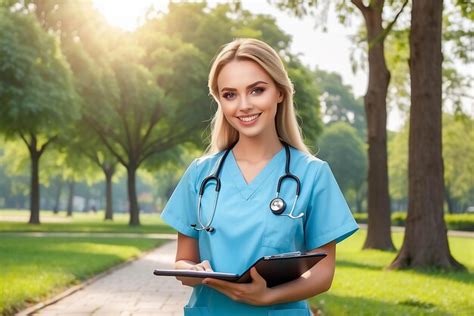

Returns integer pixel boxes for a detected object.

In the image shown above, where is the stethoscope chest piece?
[270,197,286,215]
[191,142,304,233]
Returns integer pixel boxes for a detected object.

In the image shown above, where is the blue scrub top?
[161,146,359,316]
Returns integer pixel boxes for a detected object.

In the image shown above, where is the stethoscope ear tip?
[206,227,215,233]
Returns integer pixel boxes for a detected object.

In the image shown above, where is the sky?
[90,0,411,130]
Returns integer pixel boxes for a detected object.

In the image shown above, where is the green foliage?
[287,61,322,147]
[388,122,408,203]
[0,9,79,138]
[443,114,474,209]
[353,212,474,231]
[389,114,474,212]
[317,122,367,211]
[313,69,366,138]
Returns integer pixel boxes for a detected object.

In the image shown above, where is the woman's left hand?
[202,267,274,306]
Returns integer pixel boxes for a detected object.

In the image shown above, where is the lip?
[236,113,262,126]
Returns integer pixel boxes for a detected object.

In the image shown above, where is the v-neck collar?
[227,146,286,200]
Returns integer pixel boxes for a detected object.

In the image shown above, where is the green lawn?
[0,236,166,316]
[0,210,174,234]
[311,230,474,315]
[1,210,473,315]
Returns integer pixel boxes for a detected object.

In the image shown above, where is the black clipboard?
[153,251,327,288]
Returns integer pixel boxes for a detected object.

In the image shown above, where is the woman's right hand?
[175,260,213,287]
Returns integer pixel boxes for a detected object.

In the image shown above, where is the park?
[0,0,473,315]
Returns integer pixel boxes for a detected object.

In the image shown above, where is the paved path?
[24,241,191,316]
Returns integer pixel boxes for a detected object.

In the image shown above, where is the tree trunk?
[355,184,365,213]
[53,179,62,214]
[66,180,75,217]
[83,189,90,212]
[29,150,40,224]
[104,165,115,221]
[358,3,395,250]
[390,0,464,270]
[127,165,140,226]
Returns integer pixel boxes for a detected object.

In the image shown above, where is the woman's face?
[216,59,283,140]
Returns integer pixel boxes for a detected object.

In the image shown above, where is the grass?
[0,210,170,315]
[0,209,174,234]
[0,236,166,316]
[1,209,473,315]
[310,230,474,316]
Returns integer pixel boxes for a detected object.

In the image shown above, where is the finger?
[195,265,205,271]
[203,278,242,291]
[205,283,241,302]
[250,267,265,283]
[201,260,213,272]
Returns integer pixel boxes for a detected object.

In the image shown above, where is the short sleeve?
[160,159,199,239]
[304,162,359,250]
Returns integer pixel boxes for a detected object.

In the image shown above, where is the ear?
[278,91,284,104]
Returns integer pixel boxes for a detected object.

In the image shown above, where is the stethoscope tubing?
[192,142,303,232]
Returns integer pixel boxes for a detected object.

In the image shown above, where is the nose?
[237,94,253,112]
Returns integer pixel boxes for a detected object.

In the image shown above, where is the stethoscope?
[191,142,304,233]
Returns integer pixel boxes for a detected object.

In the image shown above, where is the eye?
[222,92,236,100]
[251,87,265,95]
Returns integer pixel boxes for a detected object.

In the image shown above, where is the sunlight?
[92,0,159,31]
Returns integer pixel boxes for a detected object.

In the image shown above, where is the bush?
[352,212,474,231]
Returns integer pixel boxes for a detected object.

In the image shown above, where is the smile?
[238,113,262,122]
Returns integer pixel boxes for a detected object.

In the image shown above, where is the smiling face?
[216,59,283,141]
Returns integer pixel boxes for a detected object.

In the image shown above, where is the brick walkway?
[27,241,191,316]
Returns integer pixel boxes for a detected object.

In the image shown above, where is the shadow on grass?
[336,260,385,271]
[0,221,176,234]
[310,293,450,316]
[394,266,474,286]
[336,259,473,286]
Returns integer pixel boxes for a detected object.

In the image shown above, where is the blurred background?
[1,0,472,219]
[0,1,472,315]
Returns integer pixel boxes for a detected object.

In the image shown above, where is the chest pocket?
[260,186,306,252]
[262,211,305,252]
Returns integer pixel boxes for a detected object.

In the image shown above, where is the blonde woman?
[161,38,358,315]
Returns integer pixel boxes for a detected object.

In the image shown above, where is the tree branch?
[19,131,31,148]
[351,0,369,15]
[138,123,200,166]
[138,103,162,153]
[39,135,58,155]
[84,116,128,167]
[85,114,129,158]
[372,0,409,46]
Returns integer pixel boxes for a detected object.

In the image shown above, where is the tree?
[388,123,409,212]
[317,122,367,213]
[140,2,322,149]
[443,114,474,213]
[0,9,79,223]
[313,69,366,138]
[390,0,464,270]
[271,0,410,250]
[389,115,474,214]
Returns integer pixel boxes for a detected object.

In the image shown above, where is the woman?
[160,38,359,315]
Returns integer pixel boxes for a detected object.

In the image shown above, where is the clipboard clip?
[264,251,302,260]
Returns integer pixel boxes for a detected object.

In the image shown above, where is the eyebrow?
[220,81,269,93]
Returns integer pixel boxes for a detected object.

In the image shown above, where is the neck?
[232,132,283,162]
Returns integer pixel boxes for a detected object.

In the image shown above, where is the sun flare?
[92,0,160,31]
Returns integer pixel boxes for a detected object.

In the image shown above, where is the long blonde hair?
[206,38,310,155]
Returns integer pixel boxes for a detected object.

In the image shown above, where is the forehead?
[217,59,273,89]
